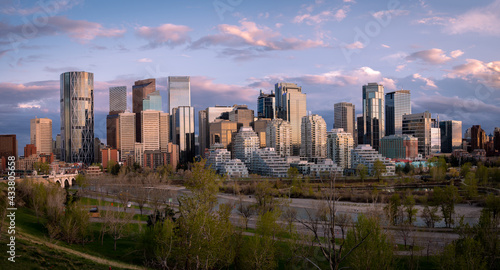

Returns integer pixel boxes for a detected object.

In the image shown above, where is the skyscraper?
[266,119,292,157]
[229,105,254,129]
[359,83,385,151]
[301,114,327,158]
[402,111,432,156]
[257,90,275,119]
[60,71,94,164]
[132,79,156,143]
[275,82,307,156]
[471,125,487,151]
[168,76,190,114]
[143,91,162,111]
[173,106,195,163]
[109,86,127,113]
[334,102,356,143]
[118,112,135,161]
[30,117,52,155]
[494,127,500,152]
[385,90,411,136]
[327,128,354,170]
[198,106,233,157]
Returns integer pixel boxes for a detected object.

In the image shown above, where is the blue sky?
[1,0,500,152]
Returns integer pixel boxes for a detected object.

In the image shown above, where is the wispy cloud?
[135,24,192,49]
[137,58,153,63]
[293,6,349,25]
[406,48,454,64]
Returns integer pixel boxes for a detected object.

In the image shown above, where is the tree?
[343,214,394,270]
[421,204,441,228]
[31,181,47,223]
[464,172,478,199]
[103,207,134,251]
[475,163,489,185]
[484,193,500,220]
[59,202,91,245]
[460,162,472,178]
[357,164,368,184]
[433,185,461,228]
[34,161,50,175]
[237,196,255,230]
[373,159,387,181]
[142,217,177,269]
[403,194,418,224]
[0,186,7,233]
[384,193,403,226]
[282,206,297,234]
[254,180,281,214]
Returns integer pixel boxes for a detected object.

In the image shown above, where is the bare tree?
[297,174,372,270]
[103,206,134,251]
[282,206,297,234]
[237,196,255,230]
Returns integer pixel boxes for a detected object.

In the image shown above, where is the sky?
[1,0,500,153]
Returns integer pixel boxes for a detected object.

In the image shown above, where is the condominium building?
[233,127,260,168]
[301,114,327,158]
[385,90,411,136]
[326,128,354,170]
[334,102,356,143]
[275,82,307,156]
[439,120,462,153]
[60,71,94,164]
[250,148,289,178]
[219,159,249,178]
[351,144,395,175]
[290,158,343,177]
[402,111,432,157]
[30,117,52,155]
[359,83,385,151]
[206,147,232,172]
[266,119,292,157]
[380,134,419,159]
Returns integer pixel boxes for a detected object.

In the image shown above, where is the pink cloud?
[406,48,452,64]
[412,73,437,89]
[447,59,500,88]
[135,24,192,48]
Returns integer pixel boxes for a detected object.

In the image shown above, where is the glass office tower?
[334,102,356,144]
[385,90,411,136]
[60,71,94,164]
[168,76,191,114]
[439,120,462,153]
[360,83,385,151]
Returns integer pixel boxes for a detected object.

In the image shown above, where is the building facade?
[172,106,195,163]
[471,125,487,151]
[402,111,432,157]
[132,79,156,143]
[359,83,385,151]
[257,90,275,119]
[168,76,191,114]
[266,119,292,158]
[380,134,419,159]
[198,106,233,157]
[326,128,354,170]
[334,102,356,143]
[118,112,135,161]
[60,71,94,164]
[385,90,411,136]
[439,120,462,153]
[301,114,327,158]
[250,148,289,177]
[30,117,52,155]
[233,127,260,168]
[275,82,307,156]
[351,144,395,176]
[109,86,127,113]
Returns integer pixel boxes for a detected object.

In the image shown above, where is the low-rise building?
[219,159,249,178]
[290,157,342,177]
[380,134,419,159]
[351,144,395,176]
[250,148,289,178]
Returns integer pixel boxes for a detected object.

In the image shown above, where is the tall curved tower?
[60,71,94,164]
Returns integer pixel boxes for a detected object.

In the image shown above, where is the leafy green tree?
[475,163,489,185]
[485,193,500,220]
[433,185,461,228]
[142,217,177,269]
[373,159,386,181]
[34,161,50,175]
[357,164,368,184]
[384,193,403,225]
[460,162,472,178]
[464,172,478,199]
[344,214,394,270]
[59,203,91,245]
[31,181,48,223]
[421,204,441,228]
[403,194,417,224]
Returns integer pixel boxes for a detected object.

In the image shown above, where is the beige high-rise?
[301,114,327,158]
[275,82,307,156]
[30,117,52,155]
[141,110,169,152]
[118,112,135,161]
[266,119,292,157]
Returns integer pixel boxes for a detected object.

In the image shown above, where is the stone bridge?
[20,173,79,188]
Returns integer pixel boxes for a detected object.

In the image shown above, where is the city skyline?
[1,0,500,151]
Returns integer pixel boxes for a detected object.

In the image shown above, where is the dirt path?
[17,232,145,270]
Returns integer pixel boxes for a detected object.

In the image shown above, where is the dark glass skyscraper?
[359,83,384,151]
[334,102,356,143]
[439,120,462,153]
[385,90,411,136]
[60,71,94,164]
[257,90,275,119]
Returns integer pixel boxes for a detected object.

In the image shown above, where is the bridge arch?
[56,180,61,187]
[71,177,76,186]
[64,179,69,188]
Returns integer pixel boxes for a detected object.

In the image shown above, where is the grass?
[0,236,126,270]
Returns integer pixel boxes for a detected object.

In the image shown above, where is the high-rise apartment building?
[385,90,411,136]
[301,114,327,158]
[334,102,356,144]
[173,106,195,163]
[198,106,233,157]
[439,120,462,153]
[30,117,52,155]
[275,82,307,156]
[266,119,292,157]
[359,83,385,151]
[132,79,156,143]
[168,76,190,114]
[60,71,94,164]
[402,111,432,156]
[257,90,275,119]
[109,86,127,113]
[233,127,260,168]
[327,128,354,170]
[118,112,135,161]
